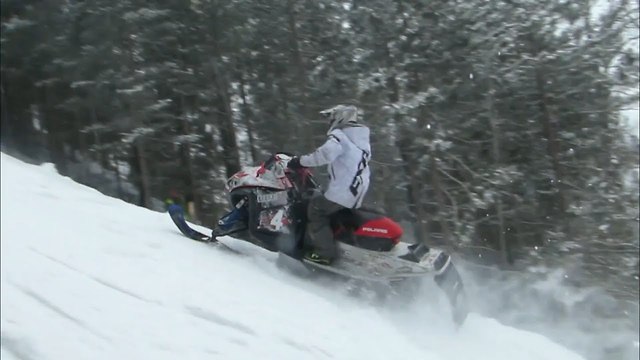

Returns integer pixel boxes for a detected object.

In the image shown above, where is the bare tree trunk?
[369,14,425,241]
[0,81,13,148]
[286,0,306,94]
[486,57,509,265]
[216,97,241,177]
[208,6,241,178]
[238,68,258,163]
[41,86,68,173]
[535,67,566,213]
[285,0,312,146]
[488,114,509,265]
[384,44,400,104]
[372,164,394,214]
[210,59,241,178]
[181,142,199,221]
[582,0,592,37]
[277,84,300,148]
[397,134,429,243]
[429,151,454,248]
[179,95,200,222]
[388,67,427,243]
[134,138,152,208]
[114,155,123,200]
[90,105,108,168]
[71,99,89,177]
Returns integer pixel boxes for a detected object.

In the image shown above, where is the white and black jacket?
[299,124,371,208]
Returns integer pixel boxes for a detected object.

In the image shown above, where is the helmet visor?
[319,109,333,120]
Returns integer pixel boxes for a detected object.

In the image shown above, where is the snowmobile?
[168,152,468,325]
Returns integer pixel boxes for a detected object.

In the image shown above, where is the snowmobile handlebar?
[257,152,321,195]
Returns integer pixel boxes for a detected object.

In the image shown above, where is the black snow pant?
[305,194,344,259]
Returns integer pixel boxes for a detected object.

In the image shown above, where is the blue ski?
[167,204,213,242]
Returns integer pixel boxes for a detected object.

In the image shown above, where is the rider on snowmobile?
[287,105,371,265]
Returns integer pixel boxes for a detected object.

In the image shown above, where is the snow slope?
[0,153,584,360]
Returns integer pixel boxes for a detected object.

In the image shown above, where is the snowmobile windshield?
[262,152,294,170]
[259,152,319,192]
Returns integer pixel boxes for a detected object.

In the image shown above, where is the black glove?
[287,157,304,169]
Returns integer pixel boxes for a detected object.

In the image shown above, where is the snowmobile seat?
[330,208,382,230]
[330,208,403,252]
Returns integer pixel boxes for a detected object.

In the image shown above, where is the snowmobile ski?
[167,204,244,255]
[299,258,407,284]
[167,204,215,243]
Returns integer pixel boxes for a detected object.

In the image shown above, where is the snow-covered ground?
[0,152,584,360]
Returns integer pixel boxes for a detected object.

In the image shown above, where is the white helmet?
[320,105,358,134]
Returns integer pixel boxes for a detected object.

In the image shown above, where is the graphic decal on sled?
[167,152,469,325]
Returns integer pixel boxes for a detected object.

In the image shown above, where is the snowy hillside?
[0,153,584,360]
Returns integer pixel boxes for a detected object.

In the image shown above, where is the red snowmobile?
[168,153,468,325]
